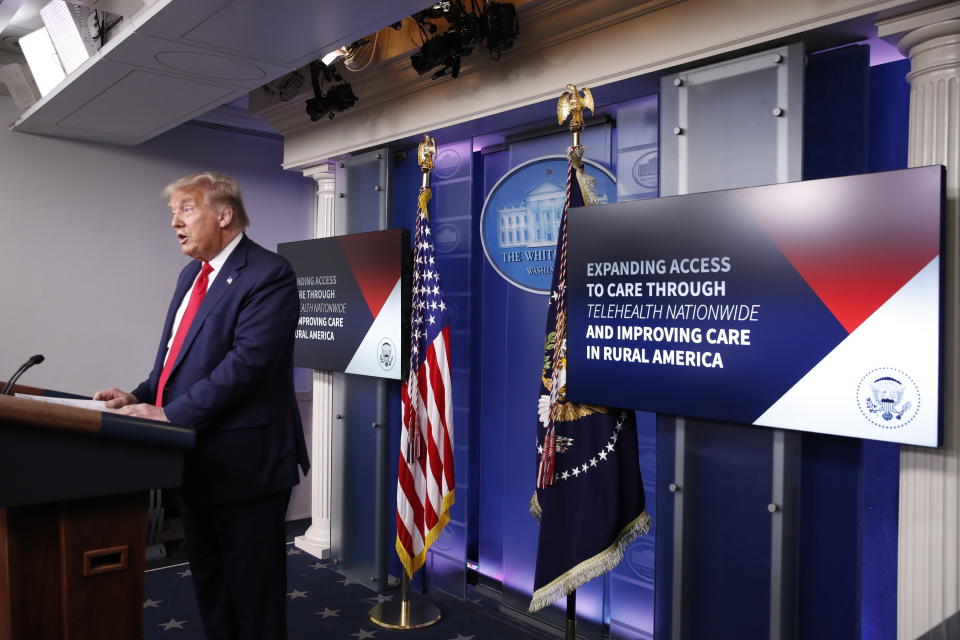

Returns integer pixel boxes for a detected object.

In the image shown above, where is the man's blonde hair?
[163,172,250,229]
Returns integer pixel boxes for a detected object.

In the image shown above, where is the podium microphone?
[1,354,45,395]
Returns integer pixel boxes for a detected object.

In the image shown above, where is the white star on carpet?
[287,589,309,599]
[143,598,162,608]
[351,630,377,639]
[368,594,393,604]
[286,547,303,556]
[316,607,341,619]
[340,576,361,587]
[449,634,475,640]
[310,561,328,570]
[177,569,192,578]
[158,618,187,630]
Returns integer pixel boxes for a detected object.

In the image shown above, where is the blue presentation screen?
[566,167,944,446]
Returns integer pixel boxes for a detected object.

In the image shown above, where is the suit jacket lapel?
[169,236,250,377]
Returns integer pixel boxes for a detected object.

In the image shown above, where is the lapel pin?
[227,277,233,285]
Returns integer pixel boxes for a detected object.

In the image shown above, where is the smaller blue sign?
[481,156,616,294]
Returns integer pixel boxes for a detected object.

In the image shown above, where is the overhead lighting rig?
[410,0,518,80]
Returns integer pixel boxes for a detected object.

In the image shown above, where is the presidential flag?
[396,185,455,578]
[529,145,651,612]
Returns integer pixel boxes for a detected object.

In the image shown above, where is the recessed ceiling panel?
[21,58,131,124]
[58,69,234,136]
[105,33,287,88]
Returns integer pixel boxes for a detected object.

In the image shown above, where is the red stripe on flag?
[398,453,424,535]
[395,191,455,577]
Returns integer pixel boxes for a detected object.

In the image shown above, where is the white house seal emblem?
[858,368,920,429]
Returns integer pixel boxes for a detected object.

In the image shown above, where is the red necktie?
[156,262,214,406]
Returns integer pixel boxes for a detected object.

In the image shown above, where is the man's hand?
[93,387,138,409]
[117,403,169,422]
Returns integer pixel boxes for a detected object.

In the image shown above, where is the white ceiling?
[1,0,44,47]
[3,0,431,145]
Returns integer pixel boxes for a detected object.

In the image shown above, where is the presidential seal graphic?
[480,155,616,294]
[377,337,396,371]
[858,368,920,429]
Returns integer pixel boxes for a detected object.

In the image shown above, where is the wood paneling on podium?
[0,386,194,640]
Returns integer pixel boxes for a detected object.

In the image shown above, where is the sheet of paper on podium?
[15,393,108,411]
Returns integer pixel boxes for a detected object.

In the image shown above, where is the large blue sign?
[566,167,944,447]
[481,155,616,294]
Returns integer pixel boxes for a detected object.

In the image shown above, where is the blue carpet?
[143,543,551,639]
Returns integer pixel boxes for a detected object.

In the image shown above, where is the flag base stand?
[369,573,441,630]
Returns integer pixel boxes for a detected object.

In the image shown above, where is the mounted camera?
[305,60,358,121]
[484,1,519,60]
[410,1,518,80]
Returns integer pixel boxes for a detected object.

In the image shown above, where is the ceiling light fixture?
[321,48,346,66]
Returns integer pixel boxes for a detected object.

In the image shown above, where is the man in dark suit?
[94,172,309,640]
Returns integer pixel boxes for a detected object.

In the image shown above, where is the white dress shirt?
[164,232,244,362]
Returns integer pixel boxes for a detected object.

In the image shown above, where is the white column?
[295,162,336,560]
[878,5,960,638]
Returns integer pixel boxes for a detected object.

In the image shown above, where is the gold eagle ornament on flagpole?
[417,134,436,218]
[557,84,594,146]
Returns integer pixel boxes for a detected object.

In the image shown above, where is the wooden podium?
[0,385,194,640]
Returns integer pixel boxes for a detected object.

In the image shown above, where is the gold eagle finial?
[418,134,436,173]
[557,84,594,133]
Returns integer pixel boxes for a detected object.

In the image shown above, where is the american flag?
[395,185,455,578]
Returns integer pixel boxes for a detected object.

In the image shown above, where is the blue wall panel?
[609,94,659,640]
[425,139,477,598]
[803,45,870,180]
[868,59,910,173]
[477,148,510,584]
[860,57,910,640]
[798,45,871,639]
[616,95,659,201]
[610,409,657,638]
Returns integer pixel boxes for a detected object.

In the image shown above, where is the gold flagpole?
[369,134,442,631]
[557,84,594,640]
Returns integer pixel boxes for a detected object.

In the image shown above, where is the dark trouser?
[179,489,292,640]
